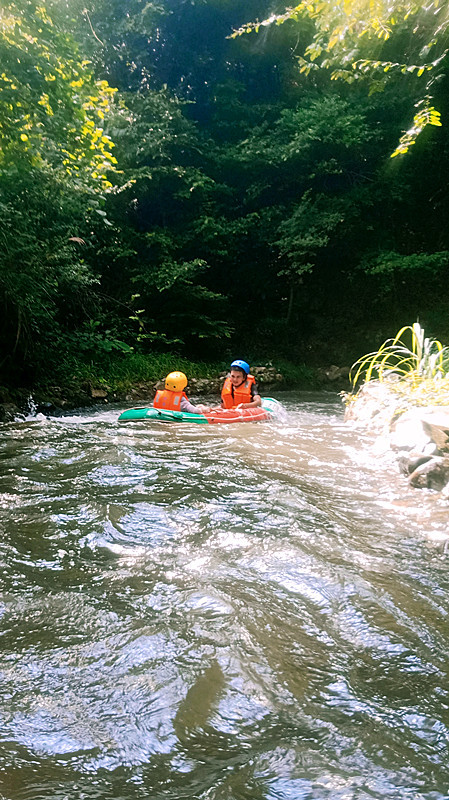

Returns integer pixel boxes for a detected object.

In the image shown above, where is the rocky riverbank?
[0,363,352,422]
[345,381,449,494]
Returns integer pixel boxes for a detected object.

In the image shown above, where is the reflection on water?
[1,392,449,800]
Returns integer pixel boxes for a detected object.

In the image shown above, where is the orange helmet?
[165,371,188,392]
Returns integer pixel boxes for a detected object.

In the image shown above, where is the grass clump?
[348,322,449,408]
[273,359,320,388]
[68,353,225,391]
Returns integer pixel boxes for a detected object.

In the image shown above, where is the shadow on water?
[1,392,449,799]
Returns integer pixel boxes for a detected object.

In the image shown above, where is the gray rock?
[422,420,449,453]
[90,387,108,399]
[325,365,350,381]
[409,456,449,490]
[344,382,401,431]
[404,454,434,475]
[389,410,433,452]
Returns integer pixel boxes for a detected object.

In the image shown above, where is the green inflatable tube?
[118,406,209,424]
[118,397,281,424]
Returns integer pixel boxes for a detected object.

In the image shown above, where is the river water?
[1,392,449,800]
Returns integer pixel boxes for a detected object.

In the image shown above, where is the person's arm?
[180,397,201,414]
[236,395,261,409]
[180,396,210,414]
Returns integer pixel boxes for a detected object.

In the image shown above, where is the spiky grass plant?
[349,323,449,407]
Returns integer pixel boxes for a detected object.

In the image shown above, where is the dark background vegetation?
[1,0,448,392]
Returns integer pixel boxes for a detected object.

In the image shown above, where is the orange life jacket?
[153,389,188,411]
[221,375,255,409]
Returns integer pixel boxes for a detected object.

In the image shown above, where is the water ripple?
[1,393,449,799]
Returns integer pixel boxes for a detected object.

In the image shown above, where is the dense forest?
[1,0,449,391]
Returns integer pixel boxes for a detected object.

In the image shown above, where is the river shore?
[0,363,352,421]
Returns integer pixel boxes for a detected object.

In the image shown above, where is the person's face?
[230,369,246,386]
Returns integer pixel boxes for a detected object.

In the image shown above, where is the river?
[1,392,448,800]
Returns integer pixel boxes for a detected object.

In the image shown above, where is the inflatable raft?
[118,397,281,424]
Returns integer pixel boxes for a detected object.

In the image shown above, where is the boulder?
[422,420,449,453]
[344,382,400,432]
[409,456,449,490]
[188,377,222,394]
[397,450,435,476]
[389,410,433,452]
[325,365,350,381]
[90,386,108,399]
[252,366,280,384]
[35,401,65,417]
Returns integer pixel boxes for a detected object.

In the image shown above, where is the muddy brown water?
[1,392,448,800]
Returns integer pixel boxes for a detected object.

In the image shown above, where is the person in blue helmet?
[221,360,262,410]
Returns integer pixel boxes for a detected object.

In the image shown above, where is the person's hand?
[197,404,211,413]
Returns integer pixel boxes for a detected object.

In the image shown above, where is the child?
[153,372,210,414]
[221,360,261,409]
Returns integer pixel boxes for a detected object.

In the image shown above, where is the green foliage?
[363,250,449,275]
[231,96,370,178]
[96,219,233,348]
[53,351,226,392]
[68,321,134,355]
[391,104,442,157]
[0,0,125,386]
[2,0,449,394]
[0,171,100,376]
[109,90,200,169]
[271,359,320,388]
[276,193,345,281]
[232,0,449,153]
[0,0,117,186]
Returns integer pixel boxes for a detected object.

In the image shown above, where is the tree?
[232,0,448,154]
[0,0,117,183]
[276,193,345,324]
[0,0,119,380]
[99,89,233,351]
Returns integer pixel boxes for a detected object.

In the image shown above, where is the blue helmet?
[230,359,250,375]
